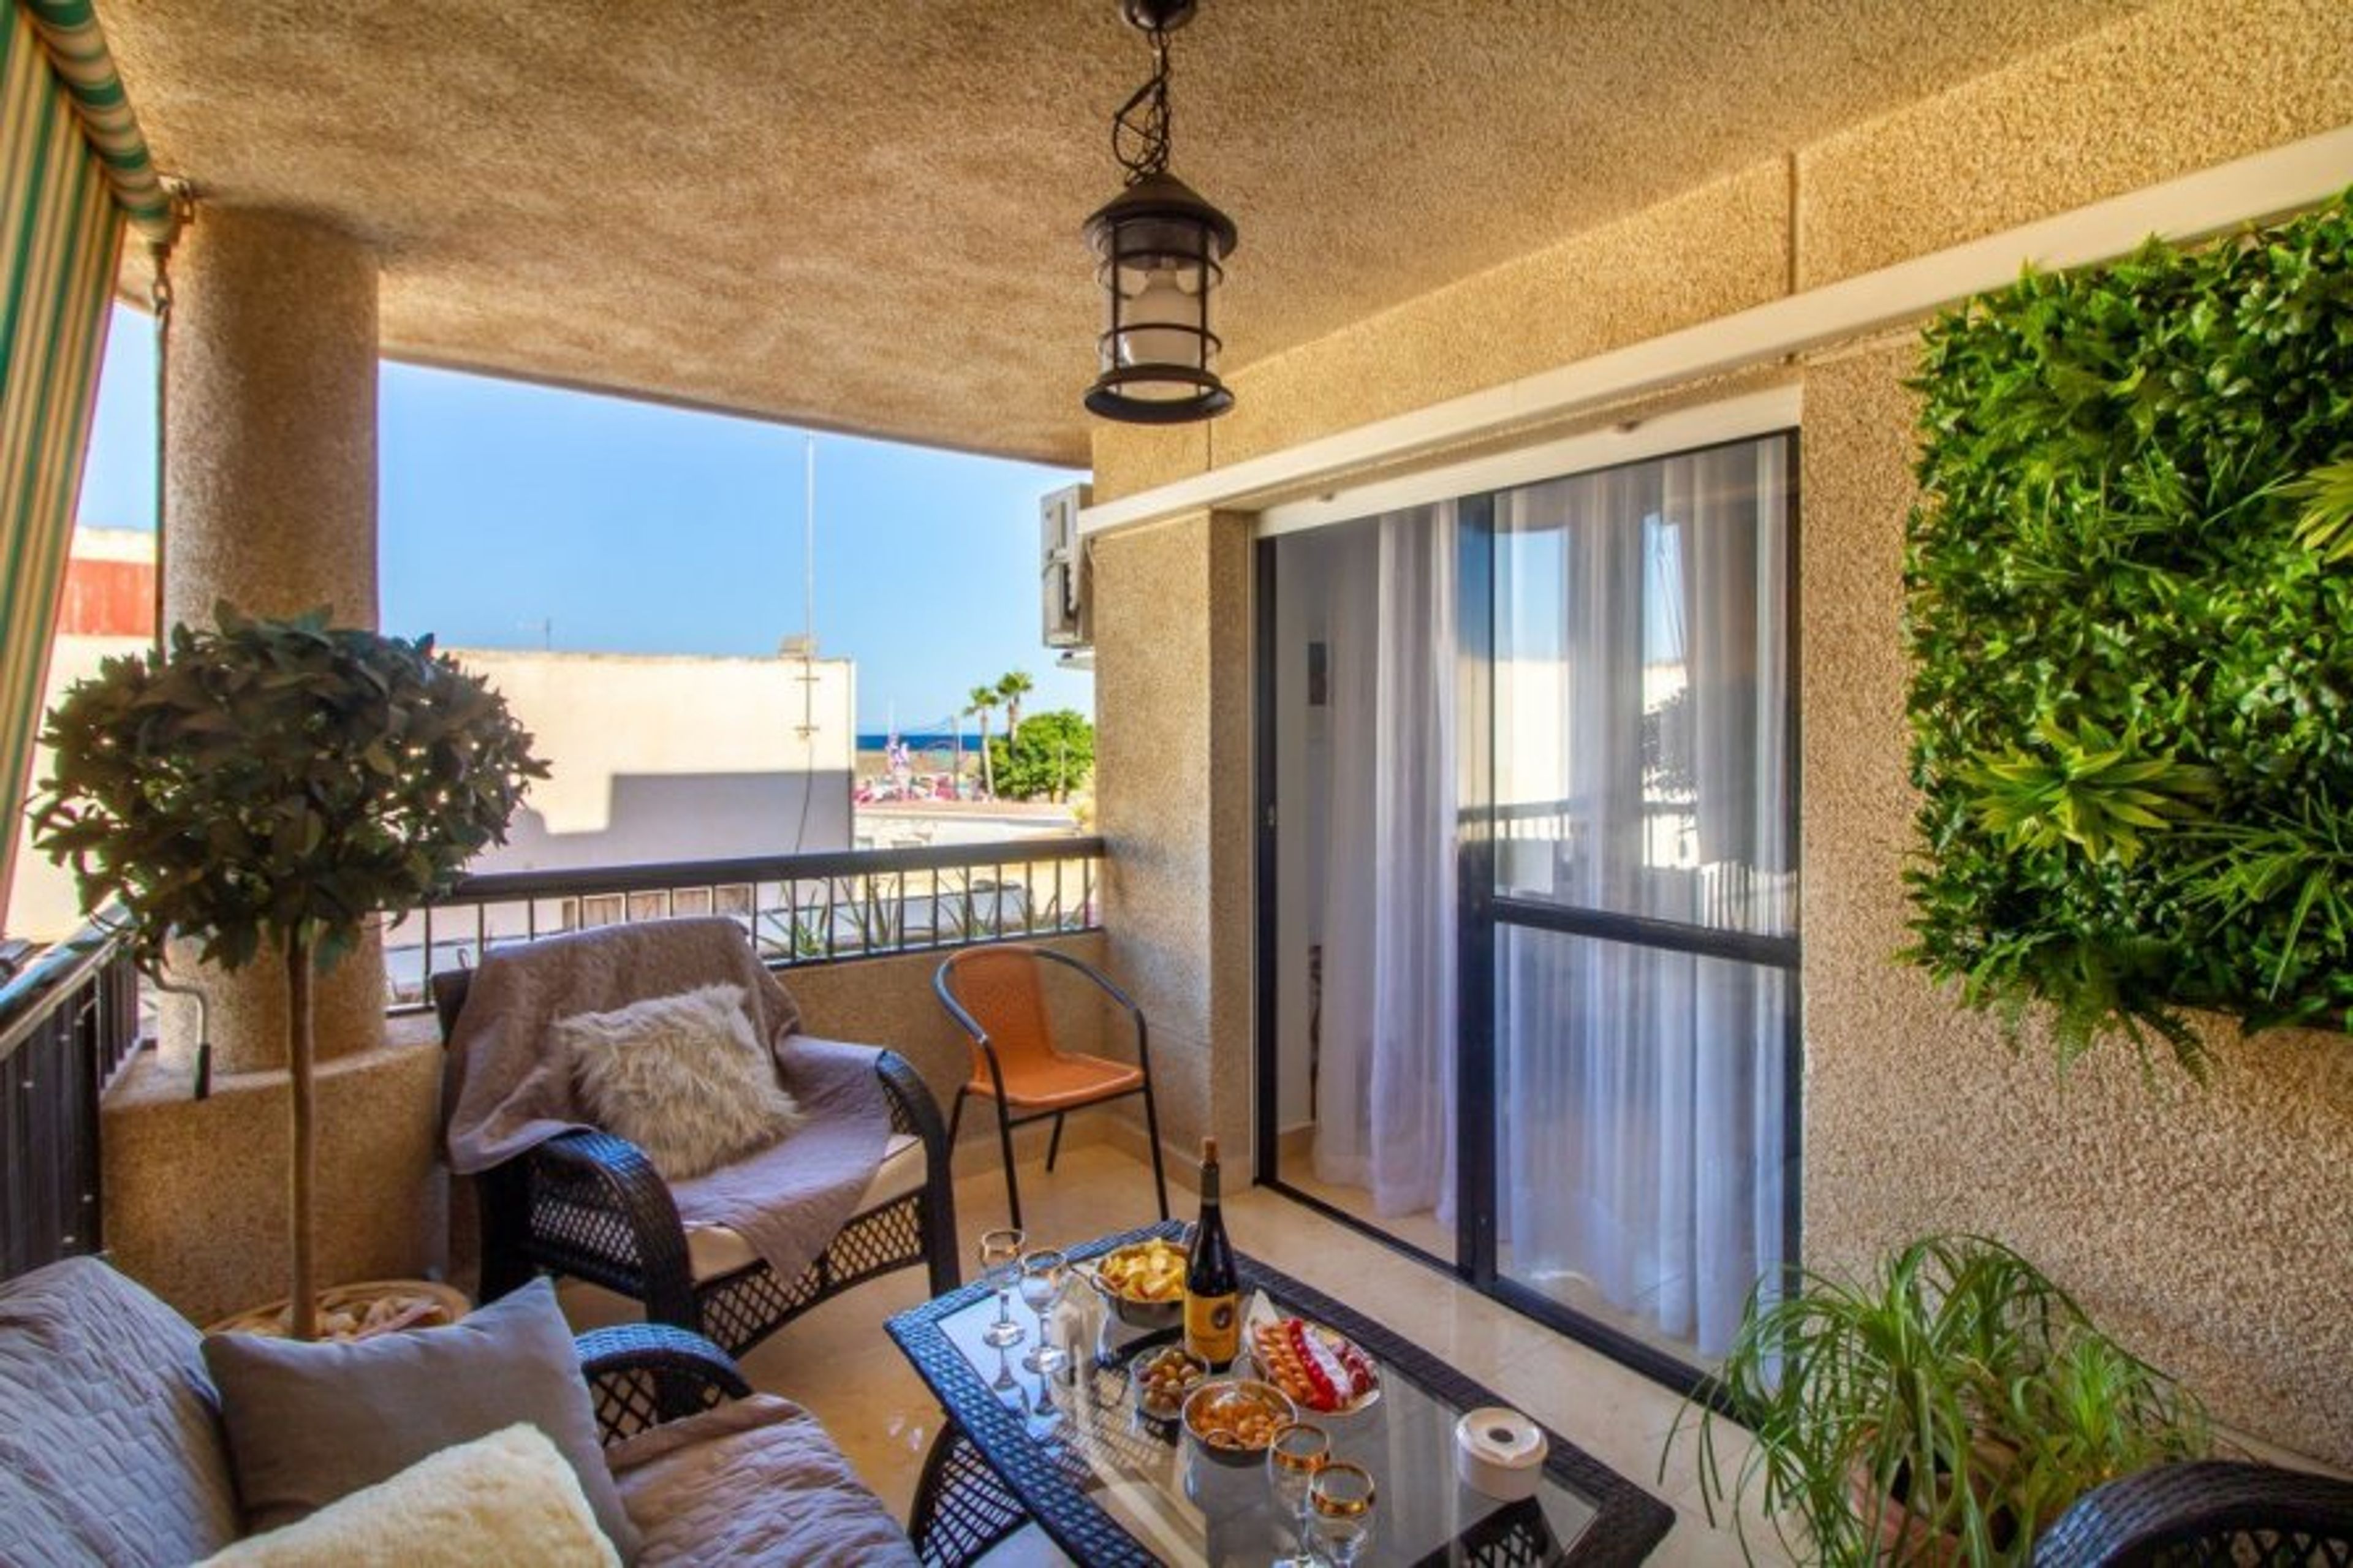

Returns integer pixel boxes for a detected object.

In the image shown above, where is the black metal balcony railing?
[0,838,1097,1278]
[383,835,1105,1012]
[0,917,142,1281]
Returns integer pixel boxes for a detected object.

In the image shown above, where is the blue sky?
[75,306,1090,734]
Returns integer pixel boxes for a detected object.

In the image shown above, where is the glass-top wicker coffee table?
[885,1222,1674,1566]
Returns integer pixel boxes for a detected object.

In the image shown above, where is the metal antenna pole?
[797,434,817,740]
[803,433,817,652]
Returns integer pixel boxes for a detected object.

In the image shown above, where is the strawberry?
[1284,1319,1373,1412]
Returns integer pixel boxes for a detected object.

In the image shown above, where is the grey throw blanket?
[607,1395,919,1566]
[443,917,890,1290]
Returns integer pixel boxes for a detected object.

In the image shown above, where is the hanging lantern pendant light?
[1083,0,1237,424]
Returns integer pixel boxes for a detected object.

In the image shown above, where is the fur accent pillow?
[199,1424,618,1567]
[558,983,803,1181]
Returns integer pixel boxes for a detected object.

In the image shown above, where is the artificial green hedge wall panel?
[1905,192,2353,1074]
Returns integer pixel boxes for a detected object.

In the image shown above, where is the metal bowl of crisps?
[1181,1377,1295,1468]
[1087,1237,1187,1328]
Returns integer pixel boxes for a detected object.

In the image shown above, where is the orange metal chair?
[933,944,1169,1230]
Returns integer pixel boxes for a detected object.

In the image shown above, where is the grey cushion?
[0,1256,241,1566]
[202,1278,640,1561]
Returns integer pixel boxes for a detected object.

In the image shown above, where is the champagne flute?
[1306,1461,1377,1567]
[990,1338,1019,1399]
[1018,1249,1069,1377]
[1265,1420,1332,1567]
[979,1228,1026,1351]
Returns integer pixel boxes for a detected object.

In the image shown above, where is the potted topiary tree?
[1673,1235,2211,1564]
[31,604,546,1339]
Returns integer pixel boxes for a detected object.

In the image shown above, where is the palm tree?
[966,685,999,798]
[997,670,1034,743]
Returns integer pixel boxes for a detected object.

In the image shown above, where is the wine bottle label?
[1185,1292,1240,1364]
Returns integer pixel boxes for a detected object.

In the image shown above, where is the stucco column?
[1093,509,1256,1179]
[105,206,447,1321]
[159,207,383,1072]
[163,208,377,629]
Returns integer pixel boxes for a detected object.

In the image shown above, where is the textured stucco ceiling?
[98,1,2151,466]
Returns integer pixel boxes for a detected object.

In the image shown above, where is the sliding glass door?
[1259,431,1799,1376]
[1488,436,1798,1362]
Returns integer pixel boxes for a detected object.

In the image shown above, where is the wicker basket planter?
[208,1279,470,1341]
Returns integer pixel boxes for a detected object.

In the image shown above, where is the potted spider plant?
[1675,1235,2210,1564]
[31,604,545,1339]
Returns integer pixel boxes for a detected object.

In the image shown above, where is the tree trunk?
[979,713,996,798]
[286,934,319,1340]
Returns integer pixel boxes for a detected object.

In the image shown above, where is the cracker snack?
[1251,1317,1378,1414]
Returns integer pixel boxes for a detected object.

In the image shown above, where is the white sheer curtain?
[1313,502,1458,1221]
[1495,441,1792,1356]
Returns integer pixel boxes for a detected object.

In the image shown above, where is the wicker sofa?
[0,1256,915,1565]
[2034,1458,2353,1566]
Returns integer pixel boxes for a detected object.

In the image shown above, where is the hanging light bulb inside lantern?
[1120,259,1198,372]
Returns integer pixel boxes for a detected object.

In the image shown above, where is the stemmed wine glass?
[979,1228,1027,1363]
[1266,1420,1332,1567]
[1017,1249,1069,1377]
[1305,1461,1377,1567]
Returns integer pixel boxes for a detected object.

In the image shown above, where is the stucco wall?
[1083,0,2353,1465]
[1091,512,1256,1173]
[1794,0,2353,289]
[103,1034,445,1327]
[1211,162,1794,477]
[450,650,857,873]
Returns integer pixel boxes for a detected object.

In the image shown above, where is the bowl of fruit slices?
[1248,1314,1381,1417]
[1085,1237,1188,1329]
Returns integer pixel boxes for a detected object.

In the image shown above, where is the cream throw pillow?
[559,982,803,1180]
[199,1423,619,1567]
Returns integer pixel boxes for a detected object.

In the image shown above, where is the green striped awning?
[1,0,126,928]
[20,0,171,241]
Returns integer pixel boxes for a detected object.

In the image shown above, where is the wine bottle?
[1183,1137,1241,1368]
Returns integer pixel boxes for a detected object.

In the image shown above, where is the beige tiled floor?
[1277,1149,1458,1263]
[1278,1137,1716,1377]
[564,1143,1787,1565]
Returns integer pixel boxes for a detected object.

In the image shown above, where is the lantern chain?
[1110,26,1174,182]
[149,180,197,654]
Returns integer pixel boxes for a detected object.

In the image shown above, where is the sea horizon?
[857,729,980,753]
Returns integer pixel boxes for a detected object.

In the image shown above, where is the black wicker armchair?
[2034,1460,2353,1567]
[576,1321,753,1443]
[436,967,959,1358]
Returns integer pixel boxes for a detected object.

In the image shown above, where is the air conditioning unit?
[1040,482,1093,649]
